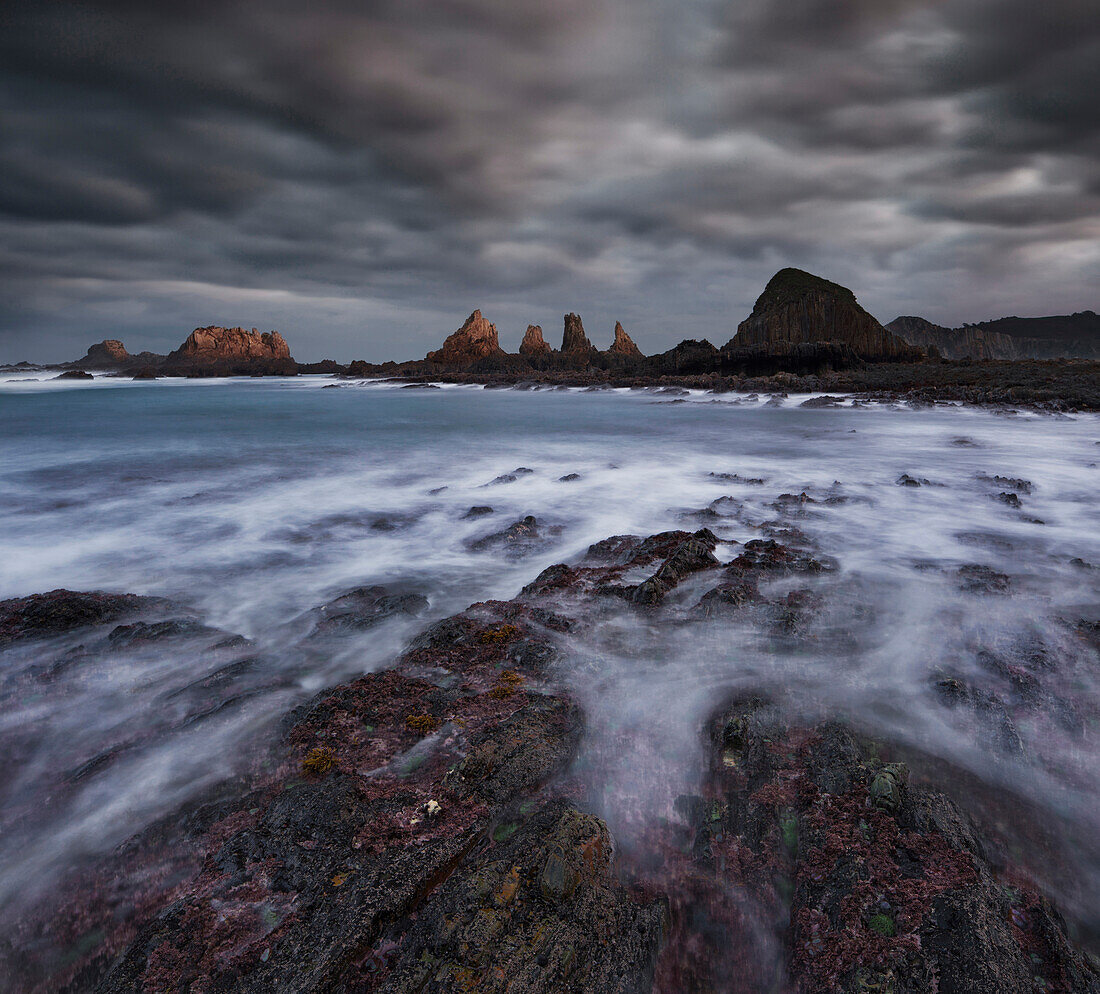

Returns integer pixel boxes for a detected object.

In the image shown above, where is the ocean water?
[1,375,1099,934]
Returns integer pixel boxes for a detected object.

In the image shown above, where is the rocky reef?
[5,511,1099,993]
[729,269,921,362]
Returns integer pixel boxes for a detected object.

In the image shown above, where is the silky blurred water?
[1,374,1099,931]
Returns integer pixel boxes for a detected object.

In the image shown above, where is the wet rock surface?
[0,589,170,646]
[3,506,1099,994]
[308,586,429,636]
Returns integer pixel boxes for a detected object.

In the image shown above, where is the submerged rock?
[309,585,429,635]
[0,589,168,646]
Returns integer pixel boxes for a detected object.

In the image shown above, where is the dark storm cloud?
[0,0,1096,362]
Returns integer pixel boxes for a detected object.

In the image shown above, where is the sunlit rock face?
[519,324,552,356]
[426,310,504,364]
[730,268,922,362]
[80,340,131,367]
[172,326,291,361]
[608,321,642,357]
[560,313,596,354]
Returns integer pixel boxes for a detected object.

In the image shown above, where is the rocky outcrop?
[889,312,1100,360]
[607,321,642,357]
[426,310,504,365]
[9,520,1100,994]
[887,316,1020,360]
[518,324,552,356]
[642,339,720,376]
[0,590,168,646]
[729,269,922,362]
[156,326,296,375]
[561,313,596,355]
[170,327,291,362]
[80,340,130,368]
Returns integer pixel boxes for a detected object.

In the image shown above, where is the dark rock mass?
[80,340,131,368]
[7,525,1100,994]
[518,325,552,356]
[608,321,642,357]
[889,312,1100,360]
[729,268,922,362]
[561,313,596,355]
[887,316,1020,360]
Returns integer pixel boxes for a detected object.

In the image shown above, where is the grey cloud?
[0,0,1096,362]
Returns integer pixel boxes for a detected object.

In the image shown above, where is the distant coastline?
[4,267,1098,410]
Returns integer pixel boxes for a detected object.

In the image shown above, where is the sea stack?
[170,327,292,361]
[426,310,504,365]
[80,340,131,368]
[730,269,920,361]
[608,321,642,357]
[519,324,552,356]
[561,313,596,354]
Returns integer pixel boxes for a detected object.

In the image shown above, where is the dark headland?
[10,268,1100,409]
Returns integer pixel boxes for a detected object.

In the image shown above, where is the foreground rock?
[0,589,168,646]
[5,525,1099,994]
[663,697,1100,993]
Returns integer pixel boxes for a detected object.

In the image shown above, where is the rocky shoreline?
[346,359,1100,413]
[5,268,1097,411]
[3,510,1099,993]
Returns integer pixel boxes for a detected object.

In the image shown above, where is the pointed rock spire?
[519,324,552,356]
[426,310,503,364]
[561,313,595,353]
[608,321,642,357]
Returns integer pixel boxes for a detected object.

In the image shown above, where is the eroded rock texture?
[729,269,922,362]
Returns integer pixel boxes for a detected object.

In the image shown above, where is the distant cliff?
[728,269,922,362]
[886,317,1019,360]
[888,312,1099,360]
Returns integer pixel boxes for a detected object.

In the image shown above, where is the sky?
[2,0,1098,363]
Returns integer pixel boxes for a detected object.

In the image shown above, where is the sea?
[1,373,1099,936]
